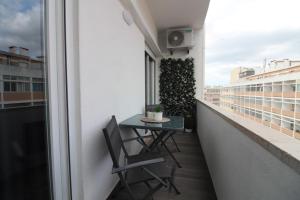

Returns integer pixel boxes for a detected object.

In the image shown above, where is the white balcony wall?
[78,0,147,199]
[131,0,158,44]
[197,101,300,200]
[120,0,160,56]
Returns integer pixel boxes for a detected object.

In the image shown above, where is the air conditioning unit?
[167,28,194,52]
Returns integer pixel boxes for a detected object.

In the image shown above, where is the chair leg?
[161,139,182,168]
[144,181,152,189]
[142,183,163,200]
[119,175,137,200]
[168,164,180,194]
[170,181,181,195]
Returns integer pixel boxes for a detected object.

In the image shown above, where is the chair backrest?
[103,116,127,168]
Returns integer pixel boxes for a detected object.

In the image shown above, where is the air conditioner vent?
[168,31,184,47]
[167,28,194,50]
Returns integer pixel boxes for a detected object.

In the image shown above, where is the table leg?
[148,131,167,150]
[149,130,182,168]
[162,131,181,152]
[133,128,151,152]
[160,137,182,168]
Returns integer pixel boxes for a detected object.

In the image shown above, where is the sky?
[205,0,300,86]
[0,0,43,57]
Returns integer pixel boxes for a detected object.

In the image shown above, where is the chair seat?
[126,153,176,184]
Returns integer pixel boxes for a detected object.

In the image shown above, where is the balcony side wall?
[197,101,300,200]
[78,0,146,199]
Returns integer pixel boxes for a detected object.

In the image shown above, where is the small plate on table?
[141,117,170,123]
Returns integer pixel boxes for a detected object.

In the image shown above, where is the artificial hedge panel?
[159,58,196,117]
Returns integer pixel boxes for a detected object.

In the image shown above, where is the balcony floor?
[108,132,217,200]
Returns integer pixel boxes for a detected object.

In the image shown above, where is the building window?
[3,75,30,92]
[145,52,156,106]
[32,78,45,92]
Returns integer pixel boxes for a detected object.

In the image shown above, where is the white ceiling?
[146,0,210,31]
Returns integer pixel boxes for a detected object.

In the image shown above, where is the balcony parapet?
[282,110,294,118]
[283,92,295,98]
[273,92,282,97]
[281,127,294,137]
[296,112,300,119]
[264,92,272,97]
[198,99,300,175]
[271,107,281,115]
[263,106,271,112]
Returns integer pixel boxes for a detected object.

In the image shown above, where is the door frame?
[47,0,72,199]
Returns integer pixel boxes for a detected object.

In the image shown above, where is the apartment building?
[269,59,300,70]
[220,64,300,140]
[0,47,46,109]
[230,67,255,83]
[204,86,221,106]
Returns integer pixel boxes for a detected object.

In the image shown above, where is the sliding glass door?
[0,0,52,199]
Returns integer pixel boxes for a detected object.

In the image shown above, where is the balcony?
[264,92,272,97]
[271,122,281,131]
[281,127,294,136]
[263,120,271,127]
[282,110,294,118]
[263,105,271,112]
[271,107,281,115]
[108,101,300,200]
[256,91,263,97]
[2,0,300,199]
[272,92,282,97]
[283,91,295,98]
[296,112,300,119]
[3,92,31,101]
[33,92,45,100]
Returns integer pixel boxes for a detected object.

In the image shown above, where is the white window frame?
[47,0,72,199]
[64,0,84,199]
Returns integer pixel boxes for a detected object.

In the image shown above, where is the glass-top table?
[119,114,184,168]
[119,114,184,131]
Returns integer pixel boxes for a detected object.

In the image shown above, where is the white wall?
[78,0,146,199]
[158,28,205,99]
[119,0,161,57]
[197,101,300,200]
[131,0,158,45]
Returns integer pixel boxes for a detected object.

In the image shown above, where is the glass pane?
[0,0,51,200]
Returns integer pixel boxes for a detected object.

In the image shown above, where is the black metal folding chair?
[103,116,180,200]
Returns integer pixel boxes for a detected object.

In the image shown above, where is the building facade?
[269,59,300,70]
[0,48,45,109]
[230,67,255,83]
[204,86,221,106]
[220,65,300,140]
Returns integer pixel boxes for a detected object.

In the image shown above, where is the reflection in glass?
[0,0,51,199]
